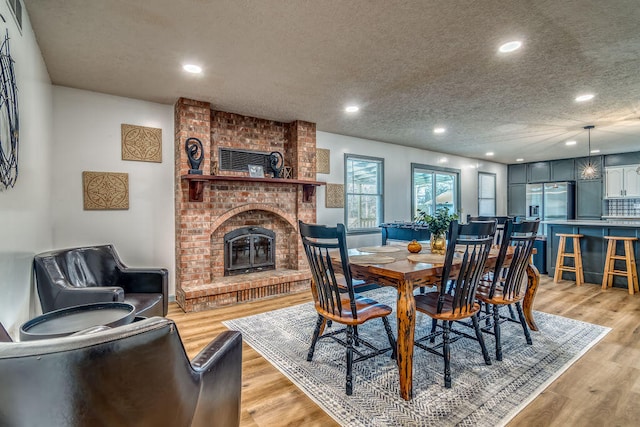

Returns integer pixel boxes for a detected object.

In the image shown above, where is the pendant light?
[580,125,598,180]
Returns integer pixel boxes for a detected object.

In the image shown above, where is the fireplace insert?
[224,227,276,276]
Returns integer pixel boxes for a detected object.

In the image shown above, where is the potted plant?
[415,207,459,254]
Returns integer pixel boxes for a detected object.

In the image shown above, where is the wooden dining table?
[331,244,541,401]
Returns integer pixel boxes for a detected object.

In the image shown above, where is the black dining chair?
[476,220,540,361]
[467,215,513,246]
[414,220,496,388]
[299,220,396,395]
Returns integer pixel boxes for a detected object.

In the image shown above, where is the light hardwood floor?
[167,277,640,426]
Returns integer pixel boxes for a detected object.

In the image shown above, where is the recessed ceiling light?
[590,149,600,153]
[565,140,577,146]
[498,41,522,53]
[183,64,202,74]
[438,157,448,163]
[345,105,359,113]
[433,127,446,134]
[516,158,524,162]
[486,152,494,156]
[575,94,594,102]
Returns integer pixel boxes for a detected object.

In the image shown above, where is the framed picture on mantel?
[248,164,264,178]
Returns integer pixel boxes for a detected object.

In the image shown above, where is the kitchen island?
[546,219,640,288]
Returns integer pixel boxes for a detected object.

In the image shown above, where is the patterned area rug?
[224,288,610,426]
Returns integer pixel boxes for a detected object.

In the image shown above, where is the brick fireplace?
[174,98,318,312]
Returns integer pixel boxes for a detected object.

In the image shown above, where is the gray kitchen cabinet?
[577,179,603,219]
[550,159,575,181]
[508,183,526,217]
[527,162,550,183]
[508,164,527,184]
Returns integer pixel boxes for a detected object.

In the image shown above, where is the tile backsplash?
[607,199,640,217]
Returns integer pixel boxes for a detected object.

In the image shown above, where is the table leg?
[523,263,540,331]
[396,279,416,400]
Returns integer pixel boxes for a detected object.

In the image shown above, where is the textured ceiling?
[23,0,640,164]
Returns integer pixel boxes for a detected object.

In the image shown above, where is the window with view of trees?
[345,155,384,232]
[478,172,496,216]
[411,163,460,220]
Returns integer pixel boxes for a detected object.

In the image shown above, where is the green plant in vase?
[415,207,459,254]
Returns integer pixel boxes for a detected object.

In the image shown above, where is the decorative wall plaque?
[325,183,344,208]
[316,148,330,174]
[121,124,162,163]
[83,172,129,210]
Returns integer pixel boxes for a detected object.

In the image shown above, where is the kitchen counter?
[545,220,640,288]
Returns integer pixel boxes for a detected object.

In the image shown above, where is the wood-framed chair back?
[298,220,356,321]
[487,220,539,301]
[467,215,512,246]
[438,220,497,316]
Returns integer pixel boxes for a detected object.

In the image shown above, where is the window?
[345,155,384,232]
[411,163,460,219]
[478,172,496,216]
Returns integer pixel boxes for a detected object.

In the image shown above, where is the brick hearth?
[174,98,317,312]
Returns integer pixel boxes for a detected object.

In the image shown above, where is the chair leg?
[507,304,517,320]
[353,325,360,347]
[430,318,438,343]
[443,321,452,388]
[346,325,354,395]
[307,315,324,362]
[492,304,502,361]
[382,317,397,360]
[472,314,492,365]
[484,302,491,327]
[515,302,532,345]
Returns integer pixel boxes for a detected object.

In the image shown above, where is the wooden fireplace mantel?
[181,174,326,202]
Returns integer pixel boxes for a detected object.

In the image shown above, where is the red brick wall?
[174,98,317,311]
[175,99,212,291]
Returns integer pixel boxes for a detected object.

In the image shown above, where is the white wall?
[51,86,176,295]
[0,4,54,336]
[315,131,508,247]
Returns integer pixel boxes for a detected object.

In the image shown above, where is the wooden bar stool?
[602,236,639,295]
[554,233,584,286]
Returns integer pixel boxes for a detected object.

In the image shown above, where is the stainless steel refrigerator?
[525,181,576,236]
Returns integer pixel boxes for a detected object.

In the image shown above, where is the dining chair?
[299,220,397,395]
[467,215,513,246]
[414,220,496,388]
[476,220,540,361]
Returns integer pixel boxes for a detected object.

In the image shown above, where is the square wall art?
[121,124,162,162]
[83,171,129,210]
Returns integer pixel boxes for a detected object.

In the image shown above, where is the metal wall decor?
[0,30,19,190]
[185,137,204,174]
[269,151,284,178]
[121,124,162,162]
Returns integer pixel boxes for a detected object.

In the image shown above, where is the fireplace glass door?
[224,227,275,276]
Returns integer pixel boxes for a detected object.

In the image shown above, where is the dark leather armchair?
[34,245,168,317]
[0,317,242,427]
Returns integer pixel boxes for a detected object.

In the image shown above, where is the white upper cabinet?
[623,166,640,197]
[605,166,640,198]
